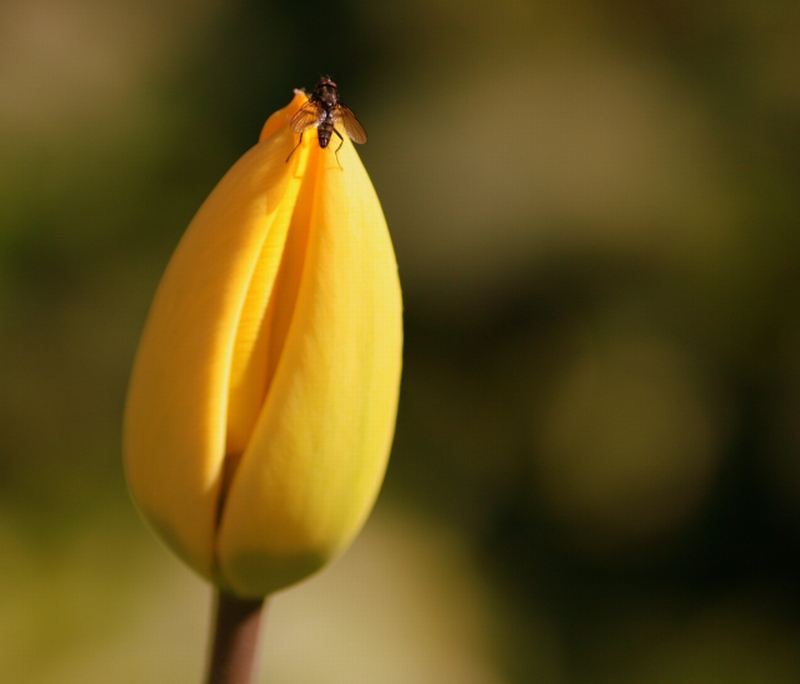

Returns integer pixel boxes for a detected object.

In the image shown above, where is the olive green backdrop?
[3,1,800,682]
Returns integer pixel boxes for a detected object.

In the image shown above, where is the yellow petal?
[123,102,299,580]
[217,132,403,597]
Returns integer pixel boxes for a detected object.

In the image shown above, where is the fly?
[287,78,367,164]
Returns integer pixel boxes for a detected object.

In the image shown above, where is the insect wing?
[337,105,367,144]
[289,101,322,134]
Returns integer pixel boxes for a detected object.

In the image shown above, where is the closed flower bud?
[123,91,403,598]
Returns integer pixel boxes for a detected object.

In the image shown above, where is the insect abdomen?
[317,117,334,148]
[317,128,332,148]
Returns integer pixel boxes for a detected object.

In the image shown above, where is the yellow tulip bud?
[123,91,403,598]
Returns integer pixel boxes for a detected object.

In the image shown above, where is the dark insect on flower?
[287,78,367,164]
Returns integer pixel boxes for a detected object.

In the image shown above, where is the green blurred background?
[3,0,800,681]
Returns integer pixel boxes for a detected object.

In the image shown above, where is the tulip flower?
[123,90,403,600]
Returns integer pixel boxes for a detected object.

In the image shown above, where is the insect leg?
[332,128,345,169]
[286,131,305,163]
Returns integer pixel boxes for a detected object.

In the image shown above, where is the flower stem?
[205,591,266,684]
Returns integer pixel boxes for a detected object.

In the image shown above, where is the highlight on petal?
[123,90,403,597]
